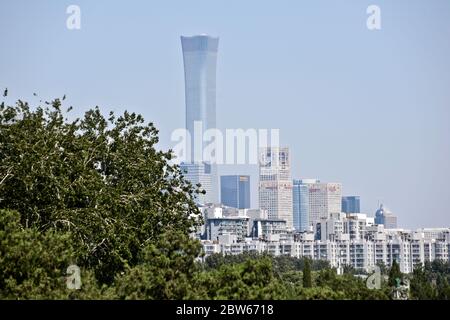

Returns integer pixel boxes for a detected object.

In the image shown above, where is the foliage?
[0,209,106,299]
[302,258,312,288]
[193,256,291,299]
[409,260,450,300]
[113,232,202,300]
[0,96,202,284]
[388,260,402,287]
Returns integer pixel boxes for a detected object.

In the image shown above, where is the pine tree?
[303,258,312,288]
[388,260,402,287]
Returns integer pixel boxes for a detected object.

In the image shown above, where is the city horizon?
[1,1,449,229]
[2,0,450,306]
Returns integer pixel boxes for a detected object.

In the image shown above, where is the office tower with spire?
[375,204,398,229]
[259,147,293,229]
[180,35,219,204]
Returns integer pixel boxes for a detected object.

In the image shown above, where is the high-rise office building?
[308,182,342,225]
[292,179,319,232]
[259,147,293,229]
[342,196,361,214]
[180,162,214,204]
[180,35,219,203]
[220,175,251,209]
[375,204,398,229]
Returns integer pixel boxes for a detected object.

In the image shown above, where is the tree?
[303,258,312,288]
[193,257,290,300]
[114,231,202,299]
[388,260,402,287]
[1,96,202,293]
[0,209,106,299]
[410,264,436,300]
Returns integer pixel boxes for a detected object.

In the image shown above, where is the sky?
[0,0,449,229]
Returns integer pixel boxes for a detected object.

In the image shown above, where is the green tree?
[193,257,290,300]
[388,260,402,287]
[303,257,312,288]
[410,264,436,300]
[113,231,202,299]
[1,95,202,294]
[0,209,106,299]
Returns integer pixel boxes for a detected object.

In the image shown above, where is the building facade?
[220,175,251,209]
[200,208,450,274]
[342,196,361,214]
[259,147,293,229]
[292,179,319,232]
[180,35,219,203]
[308,182,342,226]
[180,162,214,204]
[375,204,398,229]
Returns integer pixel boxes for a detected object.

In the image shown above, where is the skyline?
[1,0,449,228]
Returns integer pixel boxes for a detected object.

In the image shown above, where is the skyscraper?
[220,175,251,209]
[308,182,342,225]
[292,179,319,232]
[180,162,213,204]
[259,147,293,229]
[342,196,361,213]
[375,204,398,229]
[180,35,219,203]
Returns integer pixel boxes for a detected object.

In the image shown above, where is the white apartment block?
[200,209,450,274]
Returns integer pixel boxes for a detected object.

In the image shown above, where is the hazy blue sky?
[1,0,449,228]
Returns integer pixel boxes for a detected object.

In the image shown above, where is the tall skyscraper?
[259,147,293,229]
[180,35,219,204]
[308,182,342,225]
[220,175,251,209]
[292,179,319,232]
[342,196,361,213]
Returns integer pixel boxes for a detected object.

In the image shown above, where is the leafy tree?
[410,264,436,300]
[114,231,202,299]
[436,277,450,300]
[193,257,290,300]
[297,287,345,300]
[0,97,202,284]
[0,209,106,299]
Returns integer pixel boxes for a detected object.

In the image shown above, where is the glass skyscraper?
[220,175,251,209]
[292,179,318,232]
[180,162,213,204]
[180,35,219,204]
[342,196,361,213]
